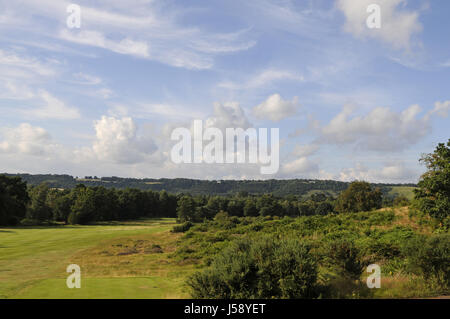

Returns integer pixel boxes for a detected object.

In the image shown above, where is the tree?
[177,195,196,222]
[243,198,259,217]
[27,183,52,221]
[335,181,382,213]
[51,193,73,222]
[69,186,96,224]
[414,140,450,222]
[257,194,283,216]
[0,175,29,225]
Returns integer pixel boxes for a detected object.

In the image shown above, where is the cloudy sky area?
[0,0,449,182]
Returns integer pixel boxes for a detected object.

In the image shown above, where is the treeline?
[175,181,392,224]
[1,174,400,226]
[1,173,415,196]
[0,176,178,226]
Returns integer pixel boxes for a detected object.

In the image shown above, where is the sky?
[0,0,449,182]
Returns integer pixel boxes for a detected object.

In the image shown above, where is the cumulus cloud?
[0,123,54,156]
[318,103,430,151]
[336,0,422,50]
[252,94,299,122]
[91,116,156,164]
[206,102,251,130]
[281,156,318,176]
[337,162,418,183]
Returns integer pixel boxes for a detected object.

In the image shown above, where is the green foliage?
[0,175,29,225]
[335,181,382,213]
[187,236,318,298]
[171,221,194,233]
[403,233,450,290]
[27,183,52,221]
[324,240,365,280]
[177,195,197,222]
[392,195,410,207]
[414,139,450,222]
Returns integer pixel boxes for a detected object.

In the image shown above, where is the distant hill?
[1,173,416,198]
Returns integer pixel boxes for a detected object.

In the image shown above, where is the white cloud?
[206,102,251,130]
[59,30,150,58]
[318,103,430,151]
[0,81,35,100]
[281,156,318,176]
[218,69,304,90]
[252,94,299,122]
[336,0,422,50]
[26,90,80,120]
[0,123,54,156]
[292,144,319,157]
[91,116,156,164]
[72,72,102,85]
[337,162,418,183]
[429,100,450,118]
[0,49,57,79]
[45,2,254,69]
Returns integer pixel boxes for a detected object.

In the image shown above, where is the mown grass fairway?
[0,219,195,299]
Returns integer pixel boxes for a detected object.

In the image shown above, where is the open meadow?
[0,218,195,299]
[1,207,447,299]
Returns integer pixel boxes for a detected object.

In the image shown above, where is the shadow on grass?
[0,218,176,230]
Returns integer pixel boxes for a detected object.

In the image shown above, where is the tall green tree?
[27,183,52,221]
[176,195,196,222]
[0,175,29,225]
[335,181,382,213]
[414,139,450,222]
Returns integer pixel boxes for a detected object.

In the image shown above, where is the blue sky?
[0,0,449,182]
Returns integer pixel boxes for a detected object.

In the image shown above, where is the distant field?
[0,219,195,299]
[388,186,416,200]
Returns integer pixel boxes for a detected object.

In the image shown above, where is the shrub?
[325,239,365,280]
[393,195,410,207]
[403,233,450,290]
[20,218,42,226]
[187,236,319,298]
[171,221,194,233]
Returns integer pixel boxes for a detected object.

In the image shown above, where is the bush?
[393,195,410,207]
[187,236,319,298]
[325,239,365,280]
[20,218,42,226]
[403,234,450,290]
[171,221,194,233]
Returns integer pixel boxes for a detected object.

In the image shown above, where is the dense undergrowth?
[171,207,449,298]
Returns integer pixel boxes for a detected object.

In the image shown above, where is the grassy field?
[0,218,196,299]
[388,186,416,200]
[1,208,445,299]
